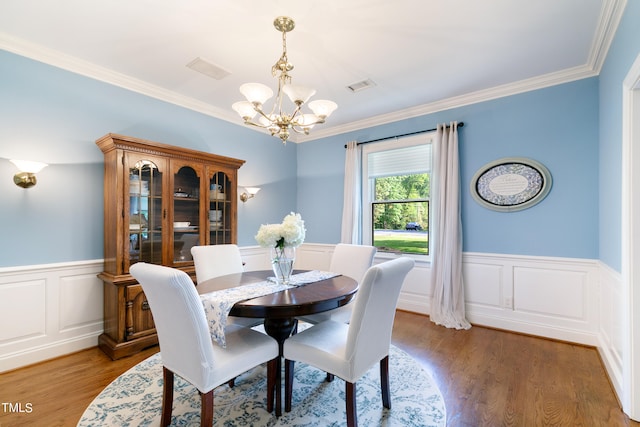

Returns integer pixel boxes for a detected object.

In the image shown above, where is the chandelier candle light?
[232,16,337,144]
[255,212,306,285]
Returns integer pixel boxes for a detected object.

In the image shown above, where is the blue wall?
[297,78,600,259]
[598,1,640,272]
[3,2,639,269]
[0,51,298,267]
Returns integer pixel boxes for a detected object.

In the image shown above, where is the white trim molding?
[621,51,640,420]
[598,261,624,403]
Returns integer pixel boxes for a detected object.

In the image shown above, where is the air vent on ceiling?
[346,79,376,93]
[186,57,231,80]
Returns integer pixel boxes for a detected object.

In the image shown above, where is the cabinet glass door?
[208,171,233,245]
[173,166,201,263]
[129,159,163,266]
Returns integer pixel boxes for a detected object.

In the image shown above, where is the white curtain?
[430,122,471,330]
[340,141,362,244]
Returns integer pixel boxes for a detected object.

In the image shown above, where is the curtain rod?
[344,122,464,148]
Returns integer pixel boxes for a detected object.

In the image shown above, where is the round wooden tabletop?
[196,269,358,319]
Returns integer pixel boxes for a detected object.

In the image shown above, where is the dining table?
[196,269,358,416]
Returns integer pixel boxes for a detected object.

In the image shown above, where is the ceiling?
[0,0,622,142]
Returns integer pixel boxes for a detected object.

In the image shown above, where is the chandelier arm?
[253,106,274,122]
[292,116,325,127]
[288,103,305,122]
[290,126,309,135]
[243,119,270,130]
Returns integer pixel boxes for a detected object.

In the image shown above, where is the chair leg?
[284,359,295,412]
[276,357,282,416]
[266,358,277,413]
[346,381,357,427]
[200,389,214,426]
[380,355,391,409]
[161,367,174,427]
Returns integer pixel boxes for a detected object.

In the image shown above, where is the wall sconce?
[10,159,48,189]
[240,187,261,203]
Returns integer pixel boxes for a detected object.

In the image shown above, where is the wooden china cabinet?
[96,133,245,359]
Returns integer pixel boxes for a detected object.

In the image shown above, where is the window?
[362,134,433,256]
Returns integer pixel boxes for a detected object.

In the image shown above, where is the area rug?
[78,345,445,426]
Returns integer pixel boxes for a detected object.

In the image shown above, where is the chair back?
[346,257,414,378]
[129,262,217,392]
[329,243,377,282]
[191,244,244,283]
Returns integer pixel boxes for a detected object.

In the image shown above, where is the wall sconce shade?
[10,159,48,188]
[240,187,261,203]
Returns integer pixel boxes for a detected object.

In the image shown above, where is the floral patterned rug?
[78,345,445,426]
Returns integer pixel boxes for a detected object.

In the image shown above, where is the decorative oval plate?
[470,157,552,212]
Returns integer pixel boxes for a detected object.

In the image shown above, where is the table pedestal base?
[263,317,297,416]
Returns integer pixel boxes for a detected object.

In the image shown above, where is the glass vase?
[270,246,296,285]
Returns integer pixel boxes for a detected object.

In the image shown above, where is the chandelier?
[232,16,337,144]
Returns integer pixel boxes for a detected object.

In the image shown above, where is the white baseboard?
[1,333,101,373]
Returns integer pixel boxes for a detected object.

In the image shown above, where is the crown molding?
[0,32,240,125]
[297,64,599,143]
[0,0,625,144]
[588,0,627,74]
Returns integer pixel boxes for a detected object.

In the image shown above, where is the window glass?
[363,134,432,256]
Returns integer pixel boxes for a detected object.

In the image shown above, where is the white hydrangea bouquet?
[255,212,306,284]
[255,212,306,249]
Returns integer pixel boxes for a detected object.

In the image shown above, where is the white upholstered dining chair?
[130,262,279,427]
[191,244,262,328]
[283,257,414,427]
[298,243,376,325]
[191,244,244,282]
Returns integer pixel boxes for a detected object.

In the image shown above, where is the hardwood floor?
[0,311,637,426]
[0,346,159,427]
[392,311,638,427]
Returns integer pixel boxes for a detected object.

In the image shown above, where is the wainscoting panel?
[463,253,600,346]
[0,279,46,342]
[513,266,587,320]
[463,261,504,308]
[59,272,104,332]
[0,261,103,373]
